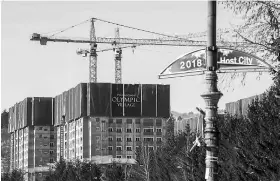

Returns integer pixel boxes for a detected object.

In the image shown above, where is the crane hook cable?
[43,18,92,38]
[92,17,193,41]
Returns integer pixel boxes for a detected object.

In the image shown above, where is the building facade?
[7,82,170,180]
[225,94,263,117]
[8,97,56,181]
[54,83,170,163]
[174,114,202,134]
[55,117,167,162]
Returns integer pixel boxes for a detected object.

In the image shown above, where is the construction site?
[6,14,263,181]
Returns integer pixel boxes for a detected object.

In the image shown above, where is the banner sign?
[158,48,272,79]
[111,84,124,117]
[216,48,272,72]
[124,84,141,117]
[112,84,141,117]
[159,49,206,78]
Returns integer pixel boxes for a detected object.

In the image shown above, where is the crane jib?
[30,33,249,47]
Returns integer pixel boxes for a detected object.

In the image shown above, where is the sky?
[1,1,273,113]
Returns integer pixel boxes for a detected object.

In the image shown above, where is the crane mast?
[89,18,98,83]
[114,28,122,83]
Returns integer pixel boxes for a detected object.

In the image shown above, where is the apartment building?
[225,94,264,117]
[8,97,56,181]
[54,83,170,163]
[90,117,166,160]
[174,114,202,134]
[55,117,167,162]
[7,82,170,181]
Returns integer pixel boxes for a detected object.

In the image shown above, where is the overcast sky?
[1,1,273,113]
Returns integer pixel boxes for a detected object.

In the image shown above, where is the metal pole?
[201,1,222,181]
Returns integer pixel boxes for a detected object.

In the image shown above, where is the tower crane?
[30,18,249,83]
[89,18,98,83]
[113,27,122,83]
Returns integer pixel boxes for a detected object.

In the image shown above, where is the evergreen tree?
[217,70,280,181]
[44,158,102,181]
[1,169,24,181]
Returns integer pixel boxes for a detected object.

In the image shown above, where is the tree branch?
[234,30,274,51]
[257,1,280,11]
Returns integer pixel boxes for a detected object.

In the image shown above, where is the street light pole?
[201,1,222,181]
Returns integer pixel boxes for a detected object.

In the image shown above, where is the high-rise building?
[8,97,56,181]
[54,83,170,163]
[6,82,170,181]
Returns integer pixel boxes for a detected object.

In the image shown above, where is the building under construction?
[55,83,170,161]
[8,97,56,181]
[7,82,170,181]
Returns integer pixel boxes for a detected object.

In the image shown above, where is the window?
[148,146,154,151]
[50,127,54,131]
[116,128,122,133]
[108,146,113,151]
[144,138,153,142]
[81,146,83,150]
[116,137,122,142]
[50,135,54,139]
[39,135,42,138]
[49,158,54,163]
[39,127,43,130]
[156,137,162,142]
[44,128,48,131]
[126,146,132,151]
[116,155,122,158]
[39,173,42,177]
[44,144,48,147]
[108,127,113,132]
[44,136,48,139]
[108,137,113,141]
[144,128,153,133]
[126,137,132,142]
[50,142,54,147]
[127,156,132,159]
[156,128,162,133]
[136,137,140,142]
[96,136,100,141]
[116,146,122,151]
[96,127,100,131]
[50,150,54,155]
[126,128,132,133]
[136,128,140,133]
